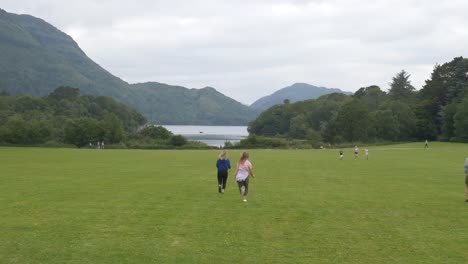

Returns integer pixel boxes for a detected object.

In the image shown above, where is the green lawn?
[1,143,468,263]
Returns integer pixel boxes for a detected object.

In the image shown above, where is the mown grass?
[1,142,468,263]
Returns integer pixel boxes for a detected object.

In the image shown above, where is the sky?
[3,0,468,104]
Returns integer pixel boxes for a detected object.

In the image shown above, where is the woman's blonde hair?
[239,151,249,162]
[218,150,228,159]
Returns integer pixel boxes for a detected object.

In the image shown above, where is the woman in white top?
[233,152,255,202]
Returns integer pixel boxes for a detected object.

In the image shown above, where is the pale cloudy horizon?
[3,0,468,104]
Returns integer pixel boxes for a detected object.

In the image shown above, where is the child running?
[234,152,255,202]
[465,158,468,202]
[216,150,231,193]
[339,150,344,160]
[354,145,359,159]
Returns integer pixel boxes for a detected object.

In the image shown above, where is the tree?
[413,100,439,140]
[335,99,370,142]
[102,114,124,143]
[2,114,50,144]
[305,129,322,147]
[247,105,292,136]
[444,57,468,103]
[14,96,49,113]
[419,57,468,137]
[288,113,308,139]
[48,86,80,101]
[170,135,187,146]
[64,118,103,147]
[388,70,415,101]
[354,85,387,111]
[3,115,28,143]
[373,110,399,141]
[139,125,173,139]
[420,64,446,104]
[441,103,457,141]
[453,98,468,142]
[382,101,417,141]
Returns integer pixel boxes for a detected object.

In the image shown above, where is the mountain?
[0,9,132,98]
[250,83,351,110]
[130,82,260,125]
[0,9,258,125]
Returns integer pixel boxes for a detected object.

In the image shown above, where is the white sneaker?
[243,199,247,202]
[221,189,225,193]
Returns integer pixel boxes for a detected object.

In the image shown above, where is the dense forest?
[0,86,145,146]
[248,57,468,145]
[0,86,208,148]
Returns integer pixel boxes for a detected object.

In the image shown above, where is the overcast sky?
[3,0,468,104]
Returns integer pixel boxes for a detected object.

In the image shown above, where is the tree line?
[248,57,468,145]
[0,86,204,148]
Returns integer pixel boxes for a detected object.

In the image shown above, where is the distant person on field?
[216,150,231,193]
[97,141,101,149]
[101,140,105,149]
[464,158,468,202]
[365,148,369,160]
[424,139,429,150]
[234,152,255,202]
[339,150,343,160]
[354,145,359,159]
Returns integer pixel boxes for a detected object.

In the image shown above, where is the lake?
[163,125,248,147]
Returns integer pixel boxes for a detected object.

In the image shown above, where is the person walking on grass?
[464,158,468,202]
[424,139,429,150]
[216,150,231,193]
[365,148,369,160]
[234,152,255,202]
[339,150,344,160]
[354,145,359,159]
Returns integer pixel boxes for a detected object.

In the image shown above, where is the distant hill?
[130,82,260,125]
[250,83,351,110]
[0,9,259,125]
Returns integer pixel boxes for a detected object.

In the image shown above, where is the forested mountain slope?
[0,9,259,125]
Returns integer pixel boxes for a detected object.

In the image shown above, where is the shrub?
[237,135,288,148]
[169,135,188,146]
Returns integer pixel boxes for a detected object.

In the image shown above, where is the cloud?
[3,0,468,104]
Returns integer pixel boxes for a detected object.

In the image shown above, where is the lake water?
[163,125,248,147]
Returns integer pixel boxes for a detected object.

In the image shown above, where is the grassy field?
[1,143,468,263]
